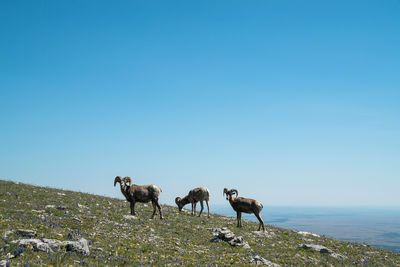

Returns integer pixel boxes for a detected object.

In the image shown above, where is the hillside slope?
[1,180,399,266]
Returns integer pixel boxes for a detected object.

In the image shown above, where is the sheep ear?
[175,197,181,205]
[223,188,228,196]
[114,176,121,187]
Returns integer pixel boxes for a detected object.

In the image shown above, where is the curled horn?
[223,188,228,197]
[124,176,132,186]
[231,189,238,196]
[114,176,122,187]
[175,197,181,205]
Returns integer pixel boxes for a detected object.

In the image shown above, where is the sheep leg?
[193,203,197,216]
[130,201,136,216]
[155,201,163,219]
[191,203,194,216]
[206,200,210,218]
[198,201,204,217]
[254,212,265,231]
[236,211,242,227]
[151,200,157,219]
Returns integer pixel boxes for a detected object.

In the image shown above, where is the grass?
[1,179,399,266]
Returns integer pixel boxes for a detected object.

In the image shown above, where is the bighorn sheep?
[175,187,210,217]
[223,188,265,231]
[114,176,163,219]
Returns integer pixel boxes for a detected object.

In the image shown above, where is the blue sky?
[1,0,399,206]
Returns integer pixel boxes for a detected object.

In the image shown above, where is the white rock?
[298,231,320,237]
[18,239,52,253]
[123,215,137,220]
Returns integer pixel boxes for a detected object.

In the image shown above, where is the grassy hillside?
[1,179,399,266]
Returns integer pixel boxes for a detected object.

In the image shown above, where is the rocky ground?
[1,179,399,266]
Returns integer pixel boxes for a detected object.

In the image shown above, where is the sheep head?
[175,197,184,211]
[114,176,122,187]
[223,188,238,200]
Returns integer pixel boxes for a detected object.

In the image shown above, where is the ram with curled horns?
[223,188,265,231]
[114,176,163,219]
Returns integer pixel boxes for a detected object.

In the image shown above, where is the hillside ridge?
[1,179,399,266]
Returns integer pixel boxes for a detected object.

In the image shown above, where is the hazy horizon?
[1,0,399,207]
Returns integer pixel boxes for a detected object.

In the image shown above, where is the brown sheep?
[223,188,265,231]
[175,187,210,217]
[114,176,163,219]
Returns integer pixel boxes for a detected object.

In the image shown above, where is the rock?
[123,215,137,220]
[300,244,331,254]
[299,243,346,259]
[17,229,37,238]
[73,217,82,223]
[3,230,13,238]
[250,255,281,266]
[46,204,67,210]
[57,192,66,196]
[63,238,90,256]
[252,231,275,238]
[17,238,90,256]
[331,252,347,259]
[78,203,88,209]
[5,253,14,260]
[298,231,320,238]
[42,238,63,248]
[18,239,52,253]
[31,210,45,213]
[363,251,379,255]
[211,228,250,249]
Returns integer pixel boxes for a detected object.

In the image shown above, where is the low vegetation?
[1,179,399,266]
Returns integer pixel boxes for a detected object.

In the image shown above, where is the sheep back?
[188,187,210,202]
[232,197,263,214]
[130,184,162,202]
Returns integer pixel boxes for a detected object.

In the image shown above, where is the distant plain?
[213,205,400,252]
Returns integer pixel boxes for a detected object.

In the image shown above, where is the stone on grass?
[73,217,82,223]
[299,243,345,259]
[18,239,52,253]
[123,215,137,220]
[63,238,90,256]
[298,231,320,237]
[300,244,331,254]
[250,255,281,266]
[17,238,90,256]
[211,227,250,249]
[17,229,36,238]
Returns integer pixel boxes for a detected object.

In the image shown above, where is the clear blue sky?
[1,0,399,207]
